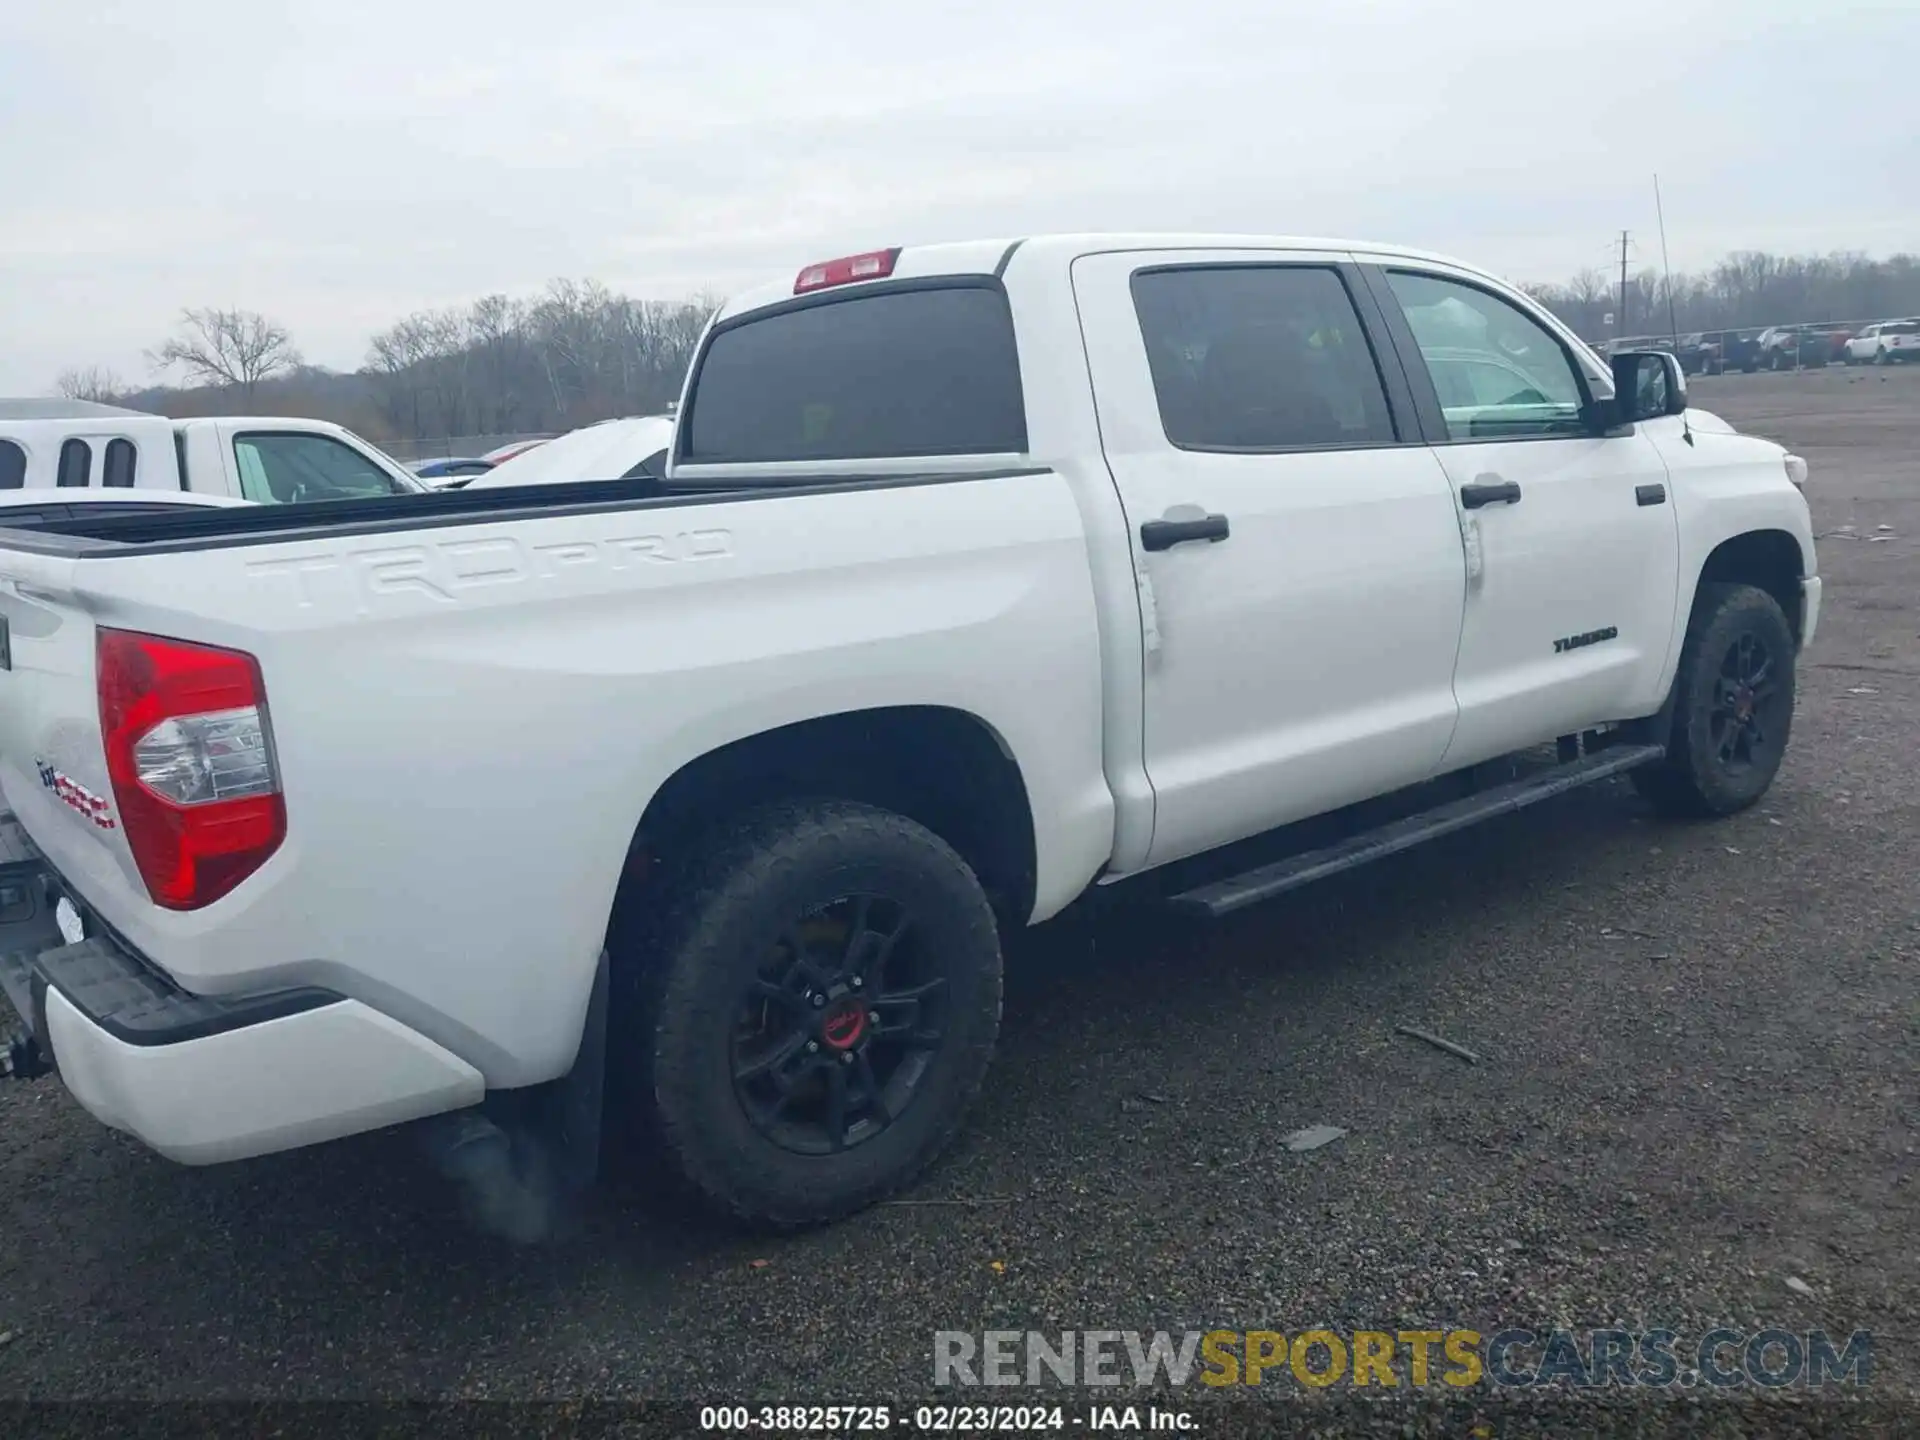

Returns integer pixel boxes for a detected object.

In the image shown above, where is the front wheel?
[621,799,1003,1228]
[1633,583,1796,818]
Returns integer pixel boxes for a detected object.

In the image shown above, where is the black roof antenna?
[1654,173,1694,446]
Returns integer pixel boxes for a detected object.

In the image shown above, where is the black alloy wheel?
[1707,630,1788,779]
[731,894,951,1157]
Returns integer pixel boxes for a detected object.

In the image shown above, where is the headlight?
[1784,454,1808,488]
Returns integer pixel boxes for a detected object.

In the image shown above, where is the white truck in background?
[0,234,1818,1231]
[0,400,423,503]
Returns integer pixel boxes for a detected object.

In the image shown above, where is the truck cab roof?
[713,233,1506,323]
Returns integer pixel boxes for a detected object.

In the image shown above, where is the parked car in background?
[411,457,495,485]
[463,415,674,489]
[1844,320,1920,365]
[1810,324,1854,364]
[1668,334,1717,375]
[1756,326,1831,370]
[481,438,550,466]
[1696,329,1763,374]
[0,401,424,502]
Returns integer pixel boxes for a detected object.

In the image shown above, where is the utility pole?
[1618,230,1632,339]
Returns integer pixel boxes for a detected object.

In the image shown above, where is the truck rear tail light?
[794,248,900,294]
[97,628,285,910]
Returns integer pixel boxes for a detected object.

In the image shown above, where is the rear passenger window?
[103,438,137,488]
[1130,266,1398,451]
[0,441,24,490]
[57,438,92,488]
[684,285,1028,462]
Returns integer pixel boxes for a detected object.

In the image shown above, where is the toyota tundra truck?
[0,234,1819,1228]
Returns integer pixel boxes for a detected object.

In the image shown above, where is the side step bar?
[1169,743,1667,919]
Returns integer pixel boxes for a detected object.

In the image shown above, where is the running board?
[1168,744,1667,919]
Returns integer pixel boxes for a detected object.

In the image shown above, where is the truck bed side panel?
[0,474,1113,1086]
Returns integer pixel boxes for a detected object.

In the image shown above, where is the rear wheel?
[619,799,1003,1228]
[1633,583,1796,818]
[1874,347,1890,367]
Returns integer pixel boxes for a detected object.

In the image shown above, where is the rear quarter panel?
[0,474,1114,1085]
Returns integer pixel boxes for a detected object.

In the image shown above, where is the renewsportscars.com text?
[933,1328,1873,1390]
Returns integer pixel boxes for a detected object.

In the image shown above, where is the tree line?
[1523,249,1920,342]
[57,281,719,455]
[52,247,1920,446]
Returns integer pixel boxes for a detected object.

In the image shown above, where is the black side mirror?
[1610,350,1689,423]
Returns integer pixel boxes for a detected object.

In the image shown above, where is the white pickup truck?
[0,400,423,502]
[0,234,1818,1228]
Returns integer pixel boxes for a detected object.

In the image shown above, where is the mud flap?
[418,949,609,1242]
[541,946,609,1194]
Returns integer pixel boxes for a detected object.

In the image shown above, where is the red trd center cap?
[822,1002,867,1051]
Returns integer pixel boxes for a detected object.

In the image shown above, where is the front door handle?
[1460,480,1522,509]
[1141,513,1231,551]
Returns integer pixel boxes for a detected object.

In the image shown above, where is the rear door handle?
[1460,480,1522,509]
[1140,513,1231,551]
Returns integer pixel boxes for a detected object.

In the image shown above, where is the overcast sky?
[3,0,1915,393]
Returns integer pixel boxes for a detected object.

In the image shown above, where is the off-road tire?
[618,799,1003,1229]
[1632,583,1796,818]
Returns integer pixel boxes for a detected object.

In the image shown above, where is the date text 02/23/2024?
[697,1406,1195,1433]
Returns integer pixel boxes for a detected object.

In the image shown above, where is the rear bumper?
[1,832,483,1164]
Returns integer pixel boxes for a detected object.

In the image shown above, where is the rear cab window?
[681,282,1027,464]
[0,440,24,490]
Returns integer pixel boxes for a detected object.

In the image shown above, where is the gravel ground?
[2,365,1917,1424]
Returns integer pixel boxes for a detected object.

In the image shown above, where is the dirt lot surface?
[2,365,1916,1422]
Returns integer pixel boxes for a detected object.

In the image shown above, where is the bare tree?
[147,307,301,409]
[54,364,127,403]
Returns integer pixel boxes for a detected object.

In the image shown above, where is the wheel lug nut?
[841,1051,854,1065]
[850,976,863,989]
[869,1012,881,1025]
[812,994,826,1008]
[807,1041,820,1053]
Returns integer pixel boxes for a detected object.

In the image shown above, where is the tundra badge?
[1553,626,1619,655]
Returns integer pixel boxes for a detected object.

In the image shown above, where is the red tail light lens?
[794,248,901,294]
[97,628,285,910]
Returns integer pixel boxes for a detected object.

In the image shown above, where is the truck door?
[1358,263,1681,769]
[1070,249,1469,870]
